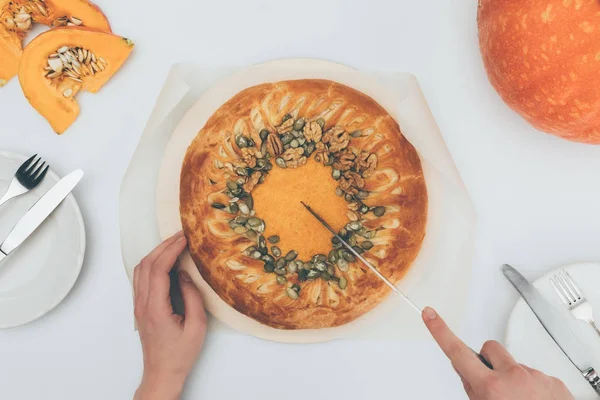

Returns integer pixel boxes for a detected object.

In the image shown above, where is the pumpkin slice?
[0,0,110,86]
[19,27,133,133]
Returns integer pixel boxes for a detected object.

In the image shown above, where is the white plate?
[506,262,600,399]
[0,151,85,329]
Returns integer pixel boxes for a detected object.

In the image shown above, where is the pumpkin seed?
[298,269,308,281]
[348,235,357,246]
[287,287,299,299]
[361,241,374,250]
[258,235,266,248]
[246,196,254,210]
[332,169,341,180]
[290,130,301,138]
[297,137,306,146]
[372,206,386,217]
[314,261,327,272]
[351,129,362,138]
[276,275,287,285]
[307,269,320,280]
[248,217,262,228]
[251,250,262,259]
[247,138,255,147]
[261,254,275,264]
[316,118,326,129]
[235,135,249,148]
[267,235,280,244]
[366,230,377,239]
[356,191,369,200]
[276,258,287,269]
[292,284,301,292]
[239,202,250,215]
[340,250,356,263]
[337,259,349,272]
[234,226,248,234]
[293,118,306,131]
[256,158,268,170]
[246,230,258,240]
[284,250,298,261]
[328,249,339,263]
[352,245,365,254]
[305,142,316,156]
[339,228,348,238]
[211,202,226,209]
[236,178,246,186]
[338,277,348,290]
[264,262,275,273]
[335,187,344,197]
[259,129,270,141]
[327,265,335,276]
[229,220,240,229]
[359,204,370,214]
[344,193,354,202]
[226,181,238,191]
[275,158,287,168]
[348,221,362,231]
[321,272,331,281]
[275,267,287,275]
[314,254,327,263]
[282,114,292,122]
[286,261,297,273]
[280,133,293,145]
[235,216,248,225]
[228,203,239,214]
[271,246,282,257]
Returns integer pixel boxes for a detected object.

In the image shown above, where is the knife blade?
[301,202,493,369]
[501,264,600,395]
[0,169,84,261]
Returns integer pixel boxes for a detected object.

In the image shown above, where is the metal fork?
[0,154,49,207]
[551,269,600,337]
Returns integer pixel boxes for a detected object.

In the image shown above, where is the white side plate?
[0,151,85,329]
[506,262,600,399]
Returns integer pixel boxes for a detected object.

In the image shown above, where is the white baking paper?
[120,59,476,342]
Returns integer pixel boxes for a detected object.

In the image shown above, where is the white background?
[1,0,600,399]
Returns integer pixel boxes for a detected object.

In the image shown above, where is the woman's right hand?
[422,306,574,400]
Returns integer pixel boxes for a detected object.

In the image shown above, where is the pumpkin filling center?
[211,114,386,299]
[45,45,107,97]
[0,0,83,36]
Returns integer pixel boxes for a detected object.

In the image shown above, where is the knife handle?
[584,368,600,395]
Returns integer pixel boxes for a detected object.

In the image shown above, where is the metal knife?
[0,169,84,262]
[301,201,493,370]
[502,264,600,395]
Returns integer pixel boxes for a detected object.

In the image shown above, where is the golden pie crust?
[180,79,427,329]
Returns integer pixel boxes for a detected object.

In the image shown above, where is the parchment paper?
[120,59,476,342]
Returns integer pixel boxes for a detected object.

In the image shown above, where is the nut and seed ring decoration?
[180,80,428,330]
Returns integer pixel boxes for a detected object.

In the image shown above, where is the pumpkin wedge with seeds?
[0,0,110,86]
[18,26,133,133]
[180,79,428,330]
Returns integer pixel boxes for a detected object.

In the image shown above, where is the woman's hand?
[133,231,207,400]
[422,307,574,400]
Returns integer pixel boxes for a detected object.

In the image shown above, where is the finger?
[133,264,140,295]
[179,270,207,333]
[480,340,516,370]
[148,236,188,306]
[422,307,491,382]
[143,231,184,266]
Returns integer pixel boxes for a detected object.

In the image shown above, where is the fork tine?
[557,272,577,303]
[33,165,49,185]
[561,270,582,300]
[30,161,46,180]
[17,154,37,174]
[551,277,570,306]
[25,157,41,174]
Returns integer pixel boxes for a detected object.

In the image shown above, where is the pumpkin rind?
[478,0,600,144]
[0,0,110,85]
[18,27,133,133]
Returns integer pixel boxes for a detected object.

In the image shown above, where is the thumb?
[179,270,207,332]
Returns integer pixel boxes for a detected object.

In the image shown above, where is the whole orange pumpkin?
[478,0,600,144]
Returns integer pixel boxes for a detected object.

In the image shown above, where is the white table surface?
[1,0,599,399]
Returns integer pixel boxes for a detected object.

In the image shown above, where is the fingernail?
[423,307,437,320]
[179,270,192,283]
[176,234,186,243]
